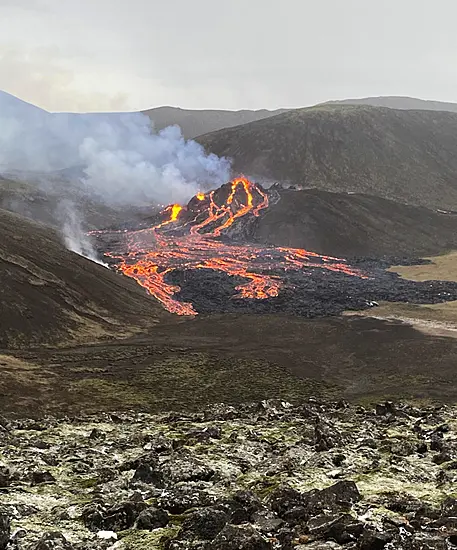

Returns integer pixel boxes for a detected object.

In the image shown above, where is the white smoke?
[0,91,232,206]
[56,200,106,266]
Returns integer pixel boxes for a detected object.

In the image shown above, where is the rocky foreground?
[1,400,457,549]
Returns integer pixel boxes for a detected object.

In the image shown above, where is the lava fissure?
[97,177,365,315]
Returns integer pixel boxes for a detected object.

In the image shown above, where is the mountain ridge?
[325,95,457,113]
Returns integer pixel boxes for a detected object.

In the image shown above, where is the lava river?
[97,177,364,315]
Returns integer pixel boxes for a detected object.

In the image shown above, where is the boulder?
[131,463,164,487]
[31,471,56,486]
[102,500,146,531]
[33,532,74,550]
[307,513,364,544]
[358,529,393,550]
[162,457,214,483]
[223,491,263,524]
[0,467,9,488]
[209,524,272,549]
[269,486,303,517]
[88,428,106,441]
[135,507,169,530]
[306,481,361,515]
[82,500,146,531]
[158,486,217,514]
[0,511,9,550]
[179,507,228,540]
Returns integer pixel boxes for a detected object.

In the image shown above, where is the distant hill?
[325,96,457,113]
[0,208,170,348]
[247,188,457,258]
[142,106,288,139]
[0,91,287,142]
[197,105,457,211]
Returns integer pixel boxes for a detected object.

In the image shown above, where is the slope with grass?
[0,208,171,349]
[245,188,457,258]
[198,105,457,210]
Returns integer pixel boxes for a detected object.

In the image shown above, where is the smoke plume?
[56,200,106,265]
[0,91,232,206]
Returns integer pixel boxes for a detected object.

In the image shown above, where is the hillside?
[326,95,457,113]
[0,208,171,349]
[142,106,287,139]
[246,188,457,258]
[197,105,457,210]
[0,175,132,229]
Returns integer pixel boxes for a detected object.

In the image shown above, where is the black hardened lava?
[165,265,457,316]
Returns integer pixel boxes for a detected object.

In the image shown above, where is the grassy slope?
[248,188,457,258]
[0,208,172,348]
[198,105,457,210]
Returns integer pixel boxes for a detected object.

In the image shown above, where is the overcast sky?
[1,0,457,112]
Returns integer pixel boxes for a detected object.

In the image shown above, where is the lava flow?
[98,177,364,315]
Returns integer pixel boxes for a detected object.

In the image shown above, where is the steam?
[56,200,106,266]
[0,91,232,261]
[0,91,232,206]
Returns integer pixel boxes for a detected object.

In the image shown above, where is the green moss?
[117,527,180,549]
[76,477,99,489]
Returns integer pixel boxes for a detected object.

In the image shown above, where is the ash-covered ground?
[2,399,457,549]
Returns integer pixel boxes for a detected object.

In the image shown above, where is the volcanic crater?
[93,178,457,317]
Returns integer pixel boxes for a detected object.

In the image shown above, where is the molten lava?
[99,177,364,315]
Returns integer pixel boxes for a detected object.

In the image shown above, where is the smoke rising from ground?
[0,91,232,207]
[56,200,106,265]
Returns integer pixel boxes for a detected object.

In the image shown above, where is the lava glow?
[100,177,364,315]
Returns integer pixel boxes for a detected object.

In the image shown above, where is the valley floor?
[2,312,457,417]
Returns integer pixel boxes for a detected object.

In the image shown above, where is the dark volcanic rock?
[134,507,169,530]
[306,481,361,514]
[0,511,9,550]
[209,524,272,549]
[158,486,217,514]
[0,467,9,488]
[307,513,363,544]
[30,471,56,486]
[166,264,457,318]
[131,463,164,487]
[224,491,263,524]
[358,529,393,550]
[102,500,146,531]
[4,400,457,549]
[33,532,74,550]
[179,507,229,540]
[269,486,303,518]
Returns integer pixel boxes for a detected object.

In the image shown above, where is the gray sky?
[1,0,457,112]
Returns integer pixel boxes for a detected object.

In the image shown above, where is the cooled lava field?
[92,178,457,317]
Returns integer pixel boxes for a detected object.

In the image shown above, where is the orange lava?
[100,177,364,316]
